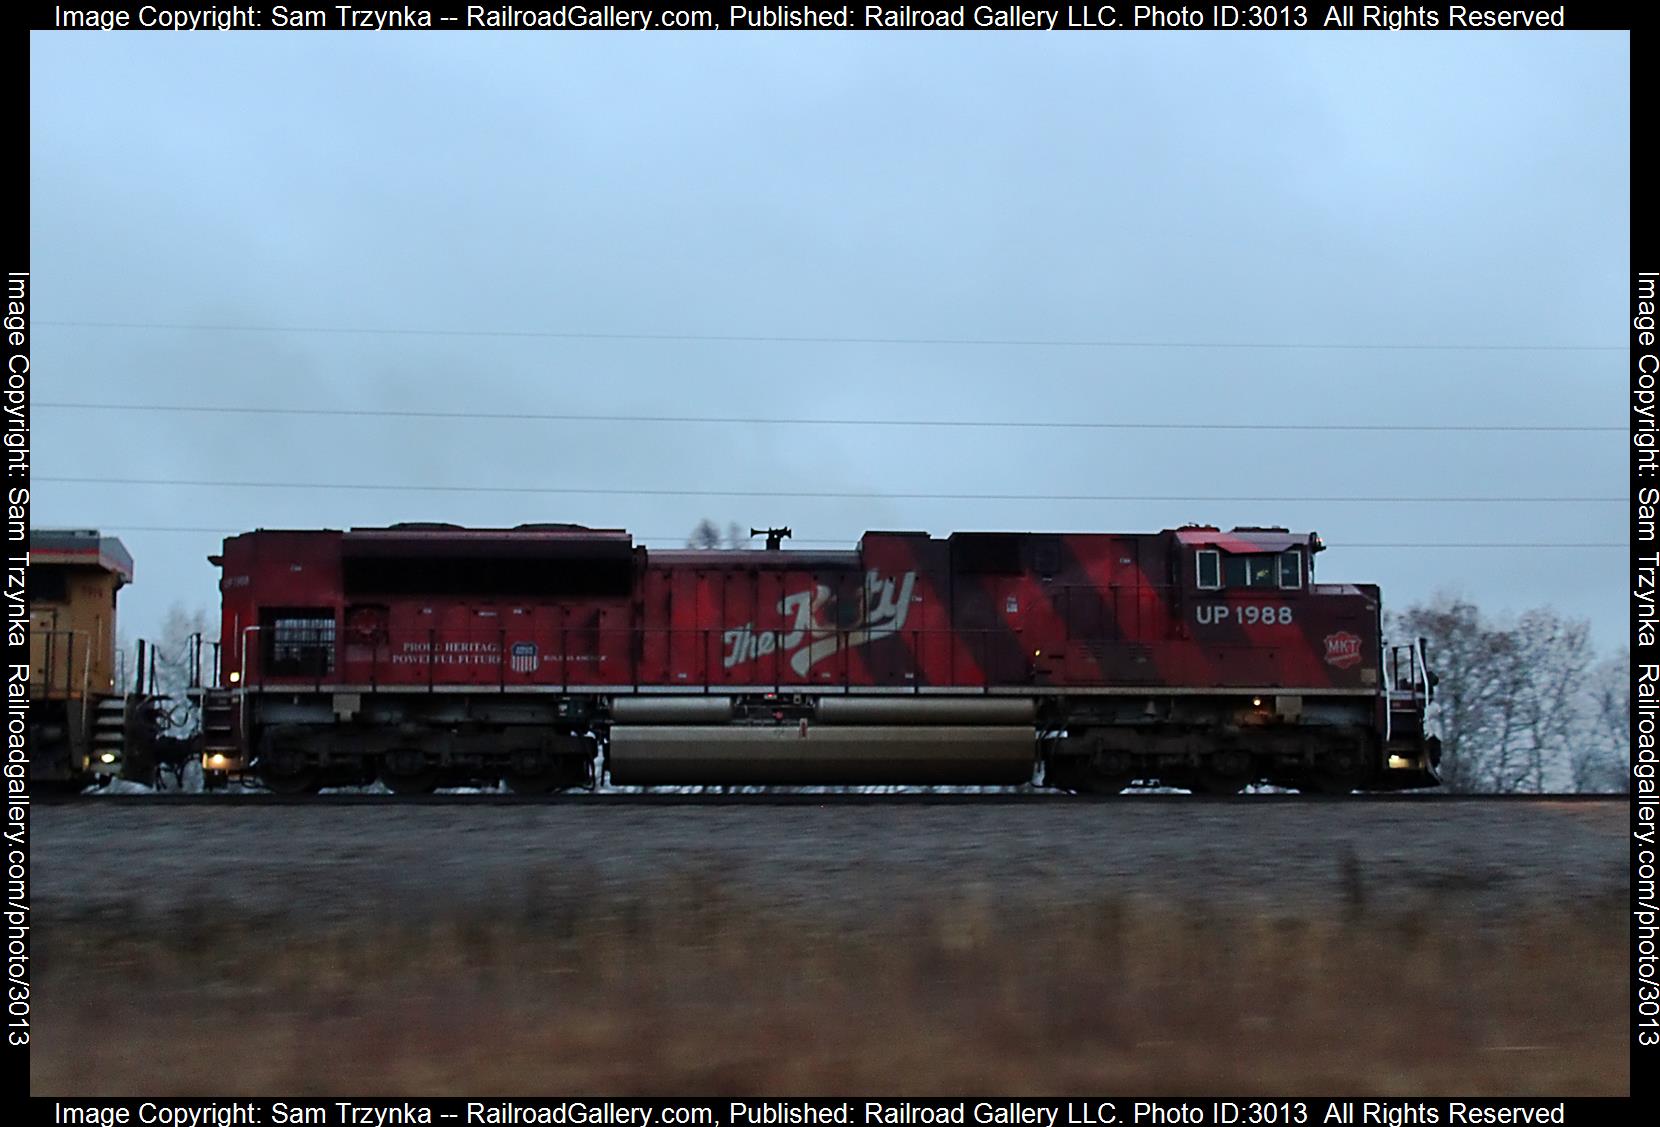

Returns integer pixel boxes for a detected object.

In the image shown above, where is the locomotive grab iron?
[194,522,1440,794]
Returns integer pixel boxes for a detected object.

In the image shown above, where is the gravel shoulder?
[34,798,1628,925]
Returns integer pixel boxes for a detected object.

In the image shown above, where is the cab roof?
[1173,526,1316,554]
[29,529,135,583]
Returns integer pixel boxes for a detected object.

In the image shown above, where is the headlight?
[206,754,228,769]
[229,671,241,684]
[98,753,117,765]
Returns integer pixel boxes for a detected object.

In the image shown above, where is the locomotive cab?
[1175,526,1326,671]
[1172,525,1439,791]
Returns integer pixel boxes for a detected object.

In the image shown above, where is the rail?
[31,628,89,699]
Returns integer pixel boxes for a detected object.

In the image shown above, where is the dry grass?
[32,875,1626,1096]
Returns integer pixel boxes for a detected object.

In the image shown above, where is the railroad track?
[46,789,1625,806]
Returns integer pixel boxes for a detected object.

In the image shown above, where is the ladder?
[1383,641,1431,743]
[91,697,127,775]
[199,689,240,765]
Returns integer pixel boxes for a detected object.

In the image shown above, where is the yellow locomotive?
[29,529,163,787]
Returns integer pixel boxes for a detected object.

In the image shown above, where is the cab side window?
[262,608,337,676]
[1196,550,1221,590]
[1222,553,1295,589]
[1278,549,1303,589]
[1202,549,1305,590]
[29,566,68,606]
[1222,556,1261,587]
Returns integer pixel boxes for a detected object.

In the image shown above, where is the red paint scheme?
[214,525,1384,696]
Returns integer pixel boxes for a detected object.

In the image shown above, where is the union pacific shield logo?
[1323,631,1363,669]
[510,642,539,673]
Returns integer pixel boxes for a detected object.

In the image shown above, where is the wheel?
[1193,750,1254,795]
[1302,746,1372,795]
[1080,749,1134,795]
[1046,756,1123,794]
[1044,756,1085,792]
[504,749,558,795]
[259,765,320,795]
[382,771,439,795]
[380,748,439,795]
[259,748,320,795]
[504,765,590,794]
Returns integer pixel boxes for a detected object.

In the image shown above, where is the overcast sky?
[29,30,1629,657]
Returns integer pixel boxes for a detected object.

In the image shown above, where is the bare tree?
[1391,596,1501,792]
[687,519,751,549]
[1391,595,1604,793]
[149,603,214,736]
[1512,609,1594,792]
[1576,648,1630,793]
[1478,625,1533,793]
[687,519,722,549]
[115,629,134,693]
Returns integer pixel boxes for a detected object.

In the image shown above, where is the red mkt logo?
[1323,631,1364,669]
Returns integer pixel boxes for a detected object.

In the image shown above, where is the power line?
[35,401,1622,434]
[39,476,1625,503]
[38,318,1624,353]
[45,525,1627,549]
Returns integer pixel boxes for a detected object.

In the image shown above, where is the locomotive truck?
[195,522,1440,795]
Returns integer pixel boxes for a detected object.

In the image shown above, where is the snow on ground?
[77,743,1294,797]
[85,777,156,796]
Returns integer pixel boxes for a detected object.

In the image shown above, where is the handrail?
[1381,639,1394,744]
[237,625,261,747]
[80,641,93,749]
[242,623,1406,695]
[30,628,91,697]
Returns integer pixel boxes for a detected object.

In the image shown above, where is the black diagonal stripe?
[947,564,1033,687]
[854,537,929,688]
[1039,537,1116,683]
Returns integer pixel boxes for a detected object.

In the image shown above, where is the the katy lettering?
[724,570,917,675]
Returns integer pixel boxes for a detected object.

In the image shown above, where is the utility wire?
[38,318,1624,352]
[39,476,1624,503]
[35,401,1622,434]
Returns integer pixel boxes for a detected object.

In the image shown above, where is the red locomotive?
[197,522,1440,794]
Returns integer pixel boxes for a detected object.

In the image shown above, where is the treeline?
[1389,596,1628,794]
[687,519,751,549]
